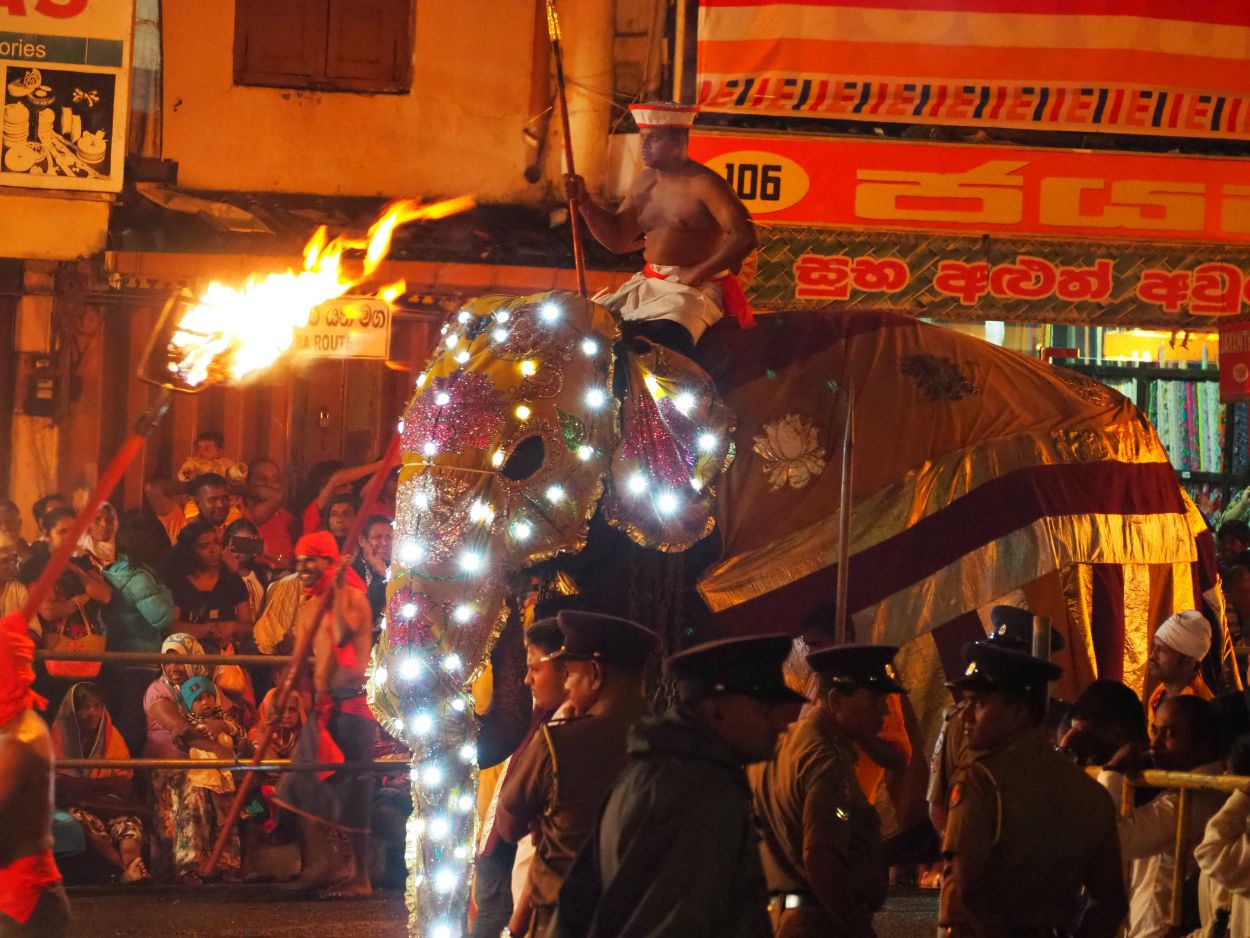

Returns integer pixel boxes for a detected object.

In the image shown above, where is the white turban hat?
[1154,610,1212,661]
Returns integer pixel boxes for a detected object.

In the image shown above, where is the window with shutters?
[234,0,413,93]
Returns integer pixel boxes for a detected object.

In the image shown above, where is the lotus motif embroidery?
[753,414,827,491]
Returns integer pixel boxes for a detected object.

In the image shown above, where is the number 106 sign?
[292,297,391,360]
[702,148,811,214]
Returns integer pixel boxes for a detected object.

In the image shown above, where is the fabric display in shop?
[1147,380,1224,474]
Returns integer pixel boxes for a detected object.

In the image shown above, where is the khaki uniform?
[928,700,980,813]
[497,696,649,932]
[939,727,1123,937]
[749,707,886,938]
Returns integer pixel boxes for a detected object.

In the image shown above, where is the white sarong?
[595,264,725,342]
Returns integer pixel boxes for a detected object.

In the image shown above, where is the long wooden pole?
[203,432,402,876]
[834,382,855,645]
[546,0,588,297]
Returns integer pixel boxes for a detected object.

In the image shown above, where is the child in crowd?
[178,431,246,487]
[181,676,250,793]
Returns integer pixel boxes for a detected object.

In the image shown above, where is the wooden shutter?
[235,0,330,88]
[325,0,413,92]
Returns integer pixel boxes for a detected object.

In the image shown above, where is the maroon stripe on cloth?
[1090,564,1126,682]
[1192,527,1229,692]
[714,460,1187,636]
[930,612,989,685]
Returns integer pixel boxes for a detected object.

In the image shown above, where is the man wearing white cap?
[565,101,757,357]
[1146,609,1213,731]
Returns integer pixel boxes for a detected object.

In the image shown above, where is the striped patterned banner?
[696,1,1250,139]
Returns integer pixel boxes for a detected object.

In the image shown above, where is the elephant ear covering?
[603,336,736,552]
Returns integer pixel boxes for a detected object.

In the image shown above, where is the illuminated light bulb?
[657,491,679,514]
[416,372,427,387]
[454,846,469,860]
[427,816,450,840]
[422,441,438,457]
[459,551,482,573]
[515,404,532,420]
[469,501,494,524]
[431,924,453,938]
[512,520,532,541]
[459,742,477,763]
[545,485,565,504]
[628,473,647,494]
[457,794,474,812]
[577,444,594,462]
[401,602,417,619]
[451,697,467,712]
[495,309,511,323]
[373,666,388,687]
[440,324,449,335]
[399,540,425,564]
[539,302,560,323]
[412,817,426,836]
[674,392,695,415]
[643,374,659,395]
[411,712,434,735]
[443,654,463,672]
[690,477,704,492]
[519,359,538,377]
[698,432,718,452]
[433,868,458,894]
[491,449,505,468]
[397,420,405,433]
[422,765,444,787]
[434,391,450,406]
[581,337,599,356]
[454,350,470,364]
[445,334,459,349]
[585,387,607,409]
[453,604,473,624]
[399,657,422,681]
[413,491,431,509]
[457,310,472,324]
[492,328,508,343]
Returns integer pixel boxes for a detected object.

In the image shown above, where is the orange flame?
[167,196,475,386]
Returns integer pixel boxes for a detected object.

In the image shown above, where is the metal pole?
[1137,769,1250,793]
[38,650,295,667]
[834,382,855,645]
[1170,787,1191,927]
[1031,615,1050,660]
[546,0,589,297]
[57,758,402,772]
[203,432,402,876]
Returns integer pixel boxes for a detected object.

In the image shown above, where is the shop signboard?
[696,1,1250,142]
[1218,320,1250,402]
[0,0,133,193]
[293,297,392,360]
[746,225,1250,328]
[688,131,1250,245]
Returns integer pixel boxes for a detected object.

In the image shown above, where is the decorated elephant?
[367,289,1235,935]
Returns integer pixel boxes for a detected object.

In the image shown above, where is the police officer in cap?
[928,606,1065,834]
[751,644,903,938]
[550,634,805,938]
[497,610,658,937]
[939,642,1126,938]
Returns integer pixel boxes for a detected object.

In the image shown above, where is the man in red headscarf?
[0,611,69,937]
[270,532,377,899]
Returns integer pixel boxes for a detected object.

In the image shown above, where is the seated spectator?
[32,493,68,530]
[222,518,266,618]
[181,676,250,792]
[77,502,118,566]
[143,633,242,883]
[165,521,252,654]
[1194,733,1250,938]
[253,567,307,657]
[1147,610,1214,732]
[321,495,358,552]
[1060,679,1149,767]
[177,430,243,486]
[241,458,296,576]
[351,515,391,628]
[50,682,150,883]
[1099,695,1226,938]
[0,498,30,561]
[18,507,113,612]
[100,516,176,753]
[145,472,240,545]
[0,531,30,635]
[301,460,382,536]
[1217,519,1250,569]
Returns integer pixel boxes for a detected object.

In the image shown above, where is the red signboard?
[1219,320,1250,401]
[687,131,1250,245]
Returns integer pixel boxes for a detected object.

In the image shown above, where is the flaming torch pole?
[546,0,589,297]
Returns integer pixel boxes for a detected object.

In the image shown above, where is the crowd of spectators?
[0,434,401,886]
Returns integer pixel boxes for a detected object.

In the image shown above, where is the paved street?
[67,885,941,936]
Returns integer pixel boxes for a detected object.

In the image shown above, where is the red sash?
[0,850,60,925]
[642,263,755,329]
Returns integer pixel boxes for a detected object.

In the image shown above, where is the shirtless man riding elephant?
[565,102,757,357]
